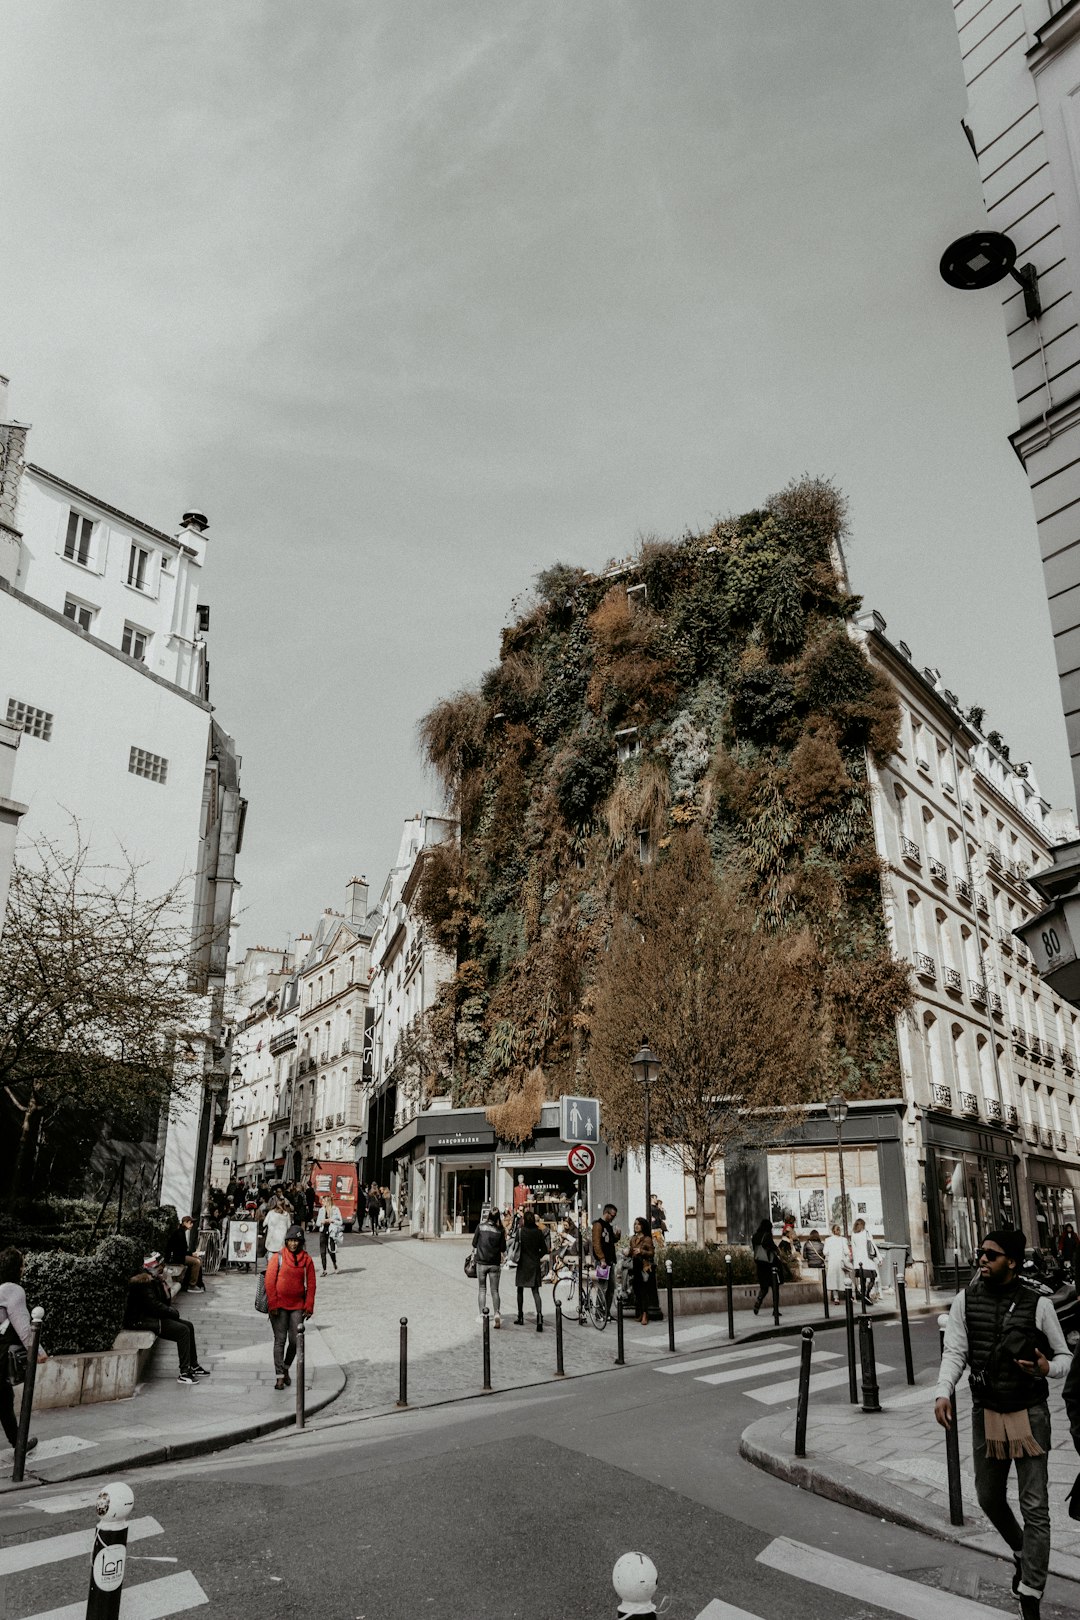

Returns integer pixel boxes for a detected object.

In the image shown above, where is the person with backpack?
[471,1206,507,1327]
[315,1193,343,1277]
[264,1226,317,1392]
[935,1227,1070,1620]
[850,1217,878,1304]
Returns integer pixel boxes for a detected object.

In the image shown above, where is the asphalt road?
[2,1314,1077,1619]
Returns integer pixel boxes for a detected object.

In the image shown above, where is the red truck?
[309,1161,359,1230]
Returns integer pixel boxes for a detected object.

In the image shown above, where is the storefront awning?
[384,1112,497,1156]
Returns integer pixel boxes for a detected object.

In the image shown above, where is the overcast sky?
[1,2,1065,948]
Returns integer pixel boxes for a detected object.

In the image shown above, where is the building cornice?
[1010,388,1080,462]
[1029,1,1080,75]
[27,464,200,556]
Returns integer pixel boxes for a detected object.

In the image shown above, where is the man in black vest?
[935,1228,1069,1619]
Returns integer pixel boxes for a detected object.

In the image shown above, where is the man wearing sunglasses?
[935,1228,1070,1619]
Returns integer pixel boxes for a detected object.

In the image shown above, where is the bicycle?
[198,1226,223,1275]
[550,1257,609,1329]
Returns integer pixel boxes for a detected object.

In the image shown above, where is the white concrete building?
[224,948,301,1185]
[292,880,374,1179]
[0,376,244,1215]
[863,610,1080,1271]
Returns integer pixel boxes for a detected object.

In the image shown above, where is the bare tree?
[586,831,819,1245]
[0,831,199,1206]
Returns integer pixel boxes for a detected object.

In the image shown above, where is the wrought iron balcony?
[901,837,921,865]
[929,858,948,884]
[955,878,973,903]
[987,1098,1003,1122]
[959,1091,979,1117]
[969,981,987,1005]
[932,1083,952,1109]
[1057,1131,1068,1152]
[914,952,936,980]
[988,992,1003,1015]
[944,967,963,993]
[1005,1105,1018,1130]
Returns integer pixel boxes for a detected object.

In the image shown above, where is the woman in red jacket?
[264,1226,316,1391]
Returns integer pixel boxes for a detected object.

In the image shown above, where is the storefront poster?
[798,1187,826,1228]
[769,1187,798,1227]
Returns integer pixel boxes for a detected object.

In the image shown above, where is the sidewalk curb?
[738,1411,1080,1589]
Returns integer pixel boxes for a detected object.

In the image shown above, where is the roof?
[26,464,199,557]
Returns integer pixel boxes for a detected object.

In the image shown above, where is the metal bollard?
[794,1327,814,1458]
[85,1481,134,1620]
[844,1284,857,1404]
[821,1267,830,1321]
[856,1265,867,1315]
[897,1279,914,1386]
[771,1266,780,1326]
[555,1301,566,1377]
[12,1306,44,1483]
[396,1317,408,1408]
[482,1307,492,1392]
[938,1310,948,1357]
[294,1317,306,1430]
[665,1259,675,1352]
[944,1393,964,1525]
[614,1295,625,1366]
[954,1249,961,1295]
[725,1254,735,1340]
[858,1315,881,1413]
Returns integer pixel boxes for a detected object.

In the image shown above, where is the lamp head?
[826,1093,849,1127]
[631,1041,660,1087]
[939,230,1016,291]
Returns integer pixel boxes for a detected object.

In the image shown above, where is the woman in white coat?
[823,1222,850,1304]
[315,1194,344,1276]
[849,1217,878,1303]
[262,1195,292,1260]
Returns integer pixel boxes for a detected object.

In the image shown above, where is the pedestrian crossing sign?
[560,1094,600,1144]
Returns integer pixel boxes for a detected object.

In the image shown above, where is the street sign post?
[560,1094,600,1144]
[567,1143,595,1176]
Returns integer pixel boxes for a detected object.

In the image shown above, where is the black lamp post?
[632,1041,661,1224]
[826,1093,850,1239]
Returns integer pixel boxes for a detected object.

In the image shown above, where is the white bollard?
[86,1482,134,1619]
[612,1551,659,1617]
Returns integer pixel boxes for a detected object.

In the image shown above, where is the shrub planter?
[31,1329,157,1410]
[671,1280,822,1316]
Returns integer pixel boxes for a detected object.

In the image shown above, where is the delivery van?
[309,1161,359,1229]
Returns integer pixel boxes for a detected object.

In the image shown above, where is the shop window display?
[767,1148,883,1236]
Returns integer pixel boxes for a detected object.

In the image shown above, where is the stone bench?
[32,1329,158,1410]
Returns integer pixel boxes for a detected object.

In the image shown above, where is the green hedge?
[664,1244,759,1288]
[22,1232,149,1356]
[0,1200,178,1260]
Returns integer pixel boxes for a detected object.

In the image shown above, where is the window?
[121,623,149,662]
[128,745,168,784]
[63,596,95,632]
[6,698,53,741]
[126,544,151,591]
[63,509,94,567]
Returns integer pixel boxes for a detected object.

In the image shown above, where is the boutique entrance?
[441,1163,490,1234]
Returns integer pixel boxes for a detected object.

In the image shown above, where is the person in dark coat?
[514,1209,549,1331]
[629,1217,655,1325]
[751,1219,781,1317]
[125,1254,209,1384]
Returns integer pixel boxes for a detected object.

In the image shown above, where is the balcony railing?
[269,1029,296,1057]
[987,847,1003,872]
[929,858,948,884]
[988,992,1003,1015]
[976,893,989,916]
[1057,1131,1068,1152]
[1064,1048,1076,1074]
[959,1091,980,1117]
[943,967,963,993]
[998,928,1013,953]
[914,952,936,981]
[1006,1105,1019,1130]
[969,981,987,1005]
[955,878,973,903]
[987,1098,1003,1122]
[1026,1122,1039,1144]
[1042,1127,1054,1149]
[901,837,921,865]
[932,1083,952,1109]
[1011,1025,1028,1052]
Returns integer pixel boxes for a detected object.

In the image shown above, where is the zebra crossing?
[0,1499,208,1620]
[692,1537,1014,1618]
[653,1336,894,1403]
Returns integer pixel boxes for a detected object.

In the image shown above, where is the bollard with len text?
[612,1551,659,1618]
[794,1327,813,1458]
[12,1305,45,1483]
[85,1482,133,1620]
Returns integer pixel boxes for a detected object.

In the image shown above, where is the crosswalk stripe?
[746,1364,893,1405]
[698,1353,838,1387]
[22,1570,209,1620]
[757,1536,1010,1618]
[654,1346,798,1375]
[694,1601,764,1618]
[0,1516,163,1577]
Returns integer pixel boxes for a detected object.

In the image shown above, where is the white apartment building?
[863,612,1080,1272]
[292,880,374,1179]
[224,948,301,1186]
[0,376,244,1216]
[370,814,459,1231]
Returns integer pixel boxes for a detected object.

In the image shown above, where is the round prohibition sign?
[567,1143,596,1175]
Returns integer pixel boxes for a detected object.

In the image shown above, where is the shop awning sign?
[567,1143,596,1176]
[560,1094,600,1144]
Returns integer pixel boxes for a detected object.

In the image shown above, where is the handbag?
[595,1263,611,1280]
[866,1238,878,1262]
[255,1255,275,1315]
[464,1250,477,1279]
[1,1322,27,1385]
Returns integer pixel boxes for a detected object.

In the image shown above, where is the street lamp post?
[631,1041,661,1225]
[826,1094,850,1240]
[200,1062,228,1223]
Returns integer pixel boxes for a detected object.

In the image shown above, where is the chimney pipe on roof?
[346,876,369,926]
[181,511,209,534]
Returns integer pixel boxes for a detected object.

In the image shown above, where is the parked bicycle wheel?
[200,1229,222,1274]
[552,1269,577,1313]
[588,1288,609,1331]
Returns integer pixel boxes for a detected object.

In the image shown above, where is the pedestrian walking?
[382,1186,394,1230]
[628,1217,655,1326]
[366,1184,383,1239]
[265,1226,316,1391]
[471,1206,507,1327]
[751,1219,781,1317]
[262,1195,292,1261]
[935,1227,1069,1620]
[649,1195,667,1247]
[850,1218,878,1303]
[1060,1224,1078,1269]
[0,1248,47,1456]
[591,1203,620,1318]
[315,1193,343,1276]
[823,1222,849,1304]
[514,1209,548,1331]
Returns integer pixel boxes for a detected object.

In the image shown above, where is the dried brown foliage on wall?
[485,1065,546,1145]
